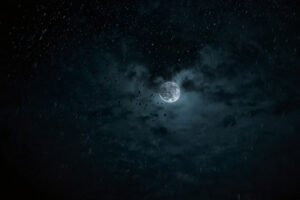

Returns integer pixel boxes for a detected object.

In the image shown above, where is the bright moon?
[159,81,180,103]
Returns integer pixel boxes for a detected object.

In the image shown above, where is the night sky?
[2,0,300,199]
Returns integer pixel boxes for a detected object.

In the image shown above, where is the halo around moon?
[159,81,180,103]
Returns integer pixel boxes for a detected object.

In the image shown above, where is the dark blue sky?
[2,0,300,199]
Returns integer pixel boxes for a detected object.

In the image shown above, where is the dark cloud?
[151,126,170,135]
[273,99,300,115]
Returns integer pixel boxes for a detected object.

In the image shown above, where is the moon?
[159,81,180,103]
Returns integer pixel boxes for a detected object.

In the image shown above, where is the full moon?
[159,81,180,103]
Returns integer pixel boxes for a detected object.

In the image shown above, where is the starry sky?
[2,0,300,199]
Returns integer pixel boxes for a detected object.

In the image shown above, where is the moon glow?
[159,81,180,103]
